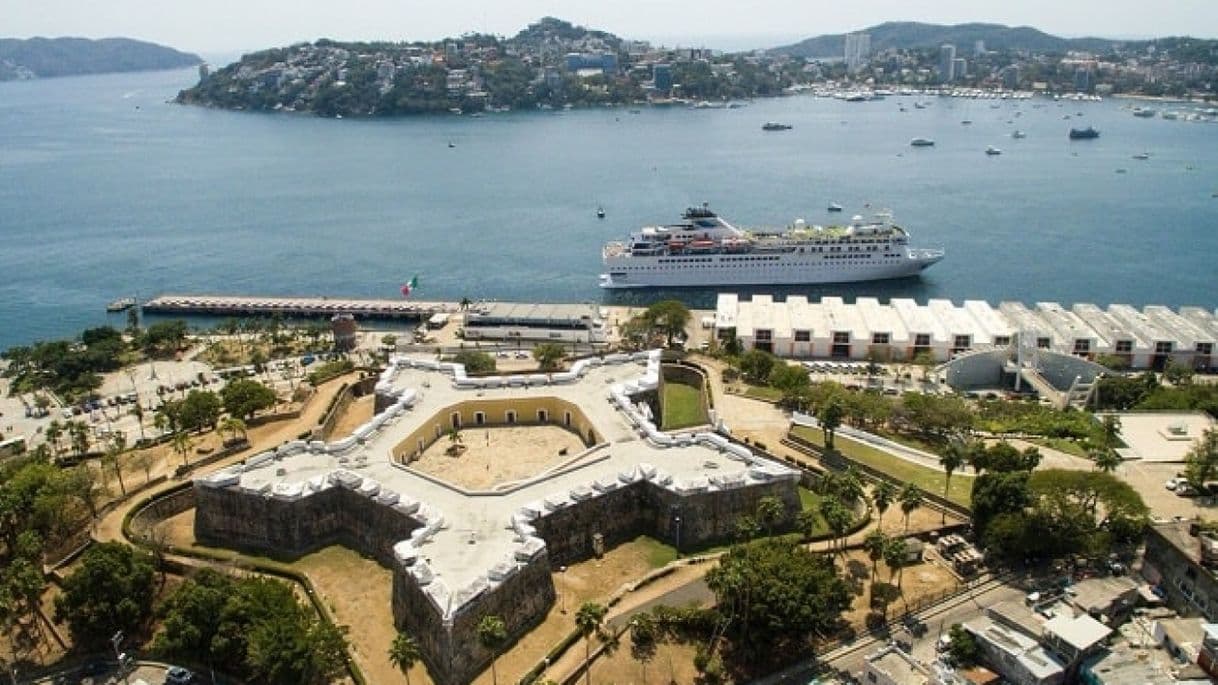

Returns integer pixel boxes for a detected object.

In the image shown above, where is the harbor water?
[1,67,1217,350]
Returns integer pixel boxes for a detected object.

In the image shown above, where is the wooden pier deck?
[142,294,460,320]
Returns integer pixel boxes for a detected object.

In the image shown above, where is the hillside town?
[176,17,1218,118]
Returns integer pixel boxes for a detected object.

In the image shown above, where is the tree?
[452,350,495,374]
[1099,414,1122,448]
[873,480,897,531]
[54,542,155,648]
[883,537,908,590]
[947,623,981,667]
[44,419,64,458]
[755,496,785,537]
[69,420,90,457]
[220,416,248,445]
[863,529,889,581]
[818,397,845,449]
[768,363,810,395]
[898,483,923,532]
[939,439,968,522]
[102,433,127,496]
[819,496,854,556]
[178,389,222,432]
[1164,359,1195,386]
[389,632,422,685]
[476,615,508,685]
[172,430,194,468]
[870,581,902,621]
[221,379,278,419]
[1092,446,1122,473]
[629,613,658,685]
[532,343,566,371]
[1184,429,1218,490]
[737,349,775,384]
[705,538,851,663]
[575,602,609,685]
[643,300,691,347]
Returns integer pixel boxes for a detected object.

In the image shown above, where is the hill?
[0,36,201,80]
[773,21,1128,58]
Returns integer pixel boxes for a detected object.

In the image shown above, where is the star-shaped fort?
[193,350,802,685]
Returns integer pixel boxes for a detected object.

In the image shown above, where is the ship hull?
[599,253,943,289]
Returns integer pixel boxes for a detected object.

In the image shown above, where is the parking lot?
[1118,458,1218,520]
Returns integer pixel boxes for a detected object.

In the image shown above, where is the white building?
[713,294,1218,371]
[845,32,872,74]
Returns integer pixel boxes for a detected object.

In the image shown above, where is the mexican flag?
[399,275,419,298]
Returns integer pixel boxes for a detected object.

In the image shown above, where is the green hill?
[0,36,201,80]
[773,21,1130,58]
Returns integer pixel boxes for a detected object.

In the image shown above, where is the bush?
[451,350,495,374]
[307,359,355,386]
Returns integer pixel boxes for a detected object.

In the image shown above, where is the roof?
[1069,575,1140,614]
[865,646,929,685]
[965,616,1066,680]
[1035,302,1106,349]
[1082,647,1174,685]
[470,302,601,324]
[1044,613,1112,651]
[1072,303,1151,350]
[857,297,910,343]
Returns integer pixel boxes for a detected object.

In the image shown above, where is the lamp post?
[670,505,682,554]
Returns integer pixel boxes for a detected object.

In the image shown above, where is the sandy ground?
[410,425,588,491]
[838,549,962,629]
[156,503,672,685]
[328,394,375,439]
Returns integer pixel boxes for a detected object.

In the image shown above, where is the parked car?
[164,666,195,685]
[1165,478,1180,491]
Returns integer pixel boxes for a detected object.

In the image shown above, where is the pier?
[142,294,461,320]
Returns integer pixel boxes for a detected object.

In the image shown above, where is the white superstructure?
[599,205,944,289]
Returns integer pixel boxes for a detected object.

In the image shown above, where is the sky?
[3,0,1216,55]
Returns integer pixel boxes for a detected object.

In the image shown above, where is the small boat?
[687,239,717,252]
[1069,126,1100,140]
[447,141,455,148]
[1011,130,1027,139]
[1132,153,1150,160]
[985,146,1002,156]
[106,297,137,313]
[1132,108,1156,118]
[827,203,843,212]
[910,137,935,147]
[1116,168,1128,174]
[961,119,973,125]
[762,122,793,131]
[596,206,606,219]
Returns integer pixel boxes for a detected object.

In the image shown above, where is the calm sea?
[2,68,1217,351]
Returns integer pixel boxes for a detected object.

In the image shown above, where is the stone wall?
[194,485,421,565]
[396,550,556,685]
[533,477,801,564]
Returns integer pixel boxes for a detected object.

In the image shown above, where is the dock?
[142,294,461,320]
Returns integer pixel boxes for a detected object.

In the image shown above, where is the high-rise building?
[652,63,673,93]
[939,44,957,83]
[974,40,986,56]
[953,57,967,81]
[1002,65,1020,90]
[844,32,871,74]
[1074,67,1092,92]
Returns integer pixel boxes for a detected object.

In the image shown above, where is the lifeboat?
[687,239,717,252]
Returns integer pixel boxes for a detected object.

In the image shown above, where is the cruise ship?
[599,206,944,289]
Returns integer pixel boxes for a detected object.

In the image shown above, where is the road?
[749,577,1025,684]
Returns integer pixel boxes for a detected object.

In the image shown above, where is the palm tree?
[1100,414,1122,448]
[45,419,64,459]
[939,440,967,522]
[755,496,784,537]
[872,480,897,531]
[629,614,659,685]
[476,615,508,685]
[1093,447,1122,473]
[818,398,845,449]
[883,537,909,591]
[863,529,889,581]
[69,420,90,457]
[171,431,193,468]
[388,631,422,685]
[899,483,923,532]
[575,601,608,685]
[103,434,127,496]
[819,496,853,556]
[219,416,247,445]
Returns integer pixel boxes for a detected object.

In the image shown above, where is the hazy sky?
[5,0,1217,54]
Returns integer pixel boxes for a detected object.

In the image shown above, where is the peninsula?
[0,36,201,81]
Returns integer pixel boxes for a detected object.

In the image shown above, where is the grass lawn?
[742,384,784,402]
[630,535,679,568]
[1027,436,1091,458]
[662,380,709,430]
[790,425,974,507]
[798,487,830,537]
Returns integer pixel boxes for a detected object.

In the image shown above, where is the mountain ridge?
[0,36,202,81]
[772,21,1143,57]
